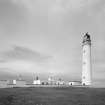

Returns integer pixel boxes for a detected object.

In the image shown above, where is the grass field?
[0,87,105,105]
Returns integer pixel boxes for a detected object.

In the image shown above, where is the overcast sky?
[0,0,105,81]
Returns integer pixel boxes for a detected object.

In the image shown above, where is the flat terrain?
[0,87,105,105]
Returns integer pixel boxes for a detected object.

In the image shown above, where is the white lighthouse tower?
[82,32,92,85]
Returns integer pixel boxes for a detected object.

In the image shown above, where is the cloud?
[10,0,105,31]
[10,0,91,13]
[0,0,29,36]
[0,45,52,63]
[50,0,104,14]
[0,45,53,73]
[9,0,105,17]
[11,0,48,14]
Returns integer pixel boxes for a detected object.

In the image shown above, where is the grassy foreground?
[0,87,105,105]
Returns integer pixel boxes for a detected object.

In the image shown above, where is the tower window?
[83,76,85,79]
[83,62,86,65]
[83,50,86,53]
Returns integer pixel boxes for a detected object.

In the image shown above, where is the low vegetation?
[0,87,105,105]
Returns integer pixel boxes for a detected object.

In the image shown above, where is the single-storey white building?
[0,80,9,88]
[69,81,81,86]
[33,80,41,85]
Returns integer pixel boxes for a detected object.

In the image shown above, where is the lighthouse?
[82,33,92,85]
